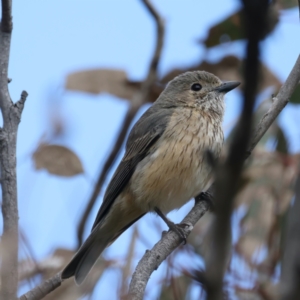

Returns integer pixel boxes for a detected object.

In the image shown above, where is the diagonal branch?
[76,105,139,246]
[18,273,62,300]
[128,197,210,299]
[128,4,300,300]
[76,0,165,247]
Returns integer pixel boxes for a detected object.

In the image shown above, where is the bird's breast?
[130,108,223,213]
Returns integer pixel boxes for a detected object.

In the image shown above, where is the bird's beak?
[214,81,240,93]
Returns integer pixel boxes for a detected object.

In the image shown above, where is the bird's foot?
[154,207,192,244]
[195,191,215,211]
[167,221,193,244]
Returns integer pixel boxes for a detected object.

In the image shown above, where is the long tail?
[61,209,144,285]
[61,228,108,285]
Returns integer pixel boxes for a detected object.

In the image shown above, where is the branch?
[1,0,12,33]
[76,0,165,247]
[128,198,210,299]
[247,55,300,156]
[18,273,62,300]
[0,1,27,299]
[76,105,139,246]
[19,1,165,299]
[128,2,300,299]
[280,172,300,299]
[205,1,269,299]
[127,52,300,298]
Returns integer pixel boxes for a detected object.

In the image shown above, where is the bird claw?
[167,221,193,245]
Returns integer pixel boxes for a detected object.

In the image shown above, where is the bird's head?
[158,71,240,120]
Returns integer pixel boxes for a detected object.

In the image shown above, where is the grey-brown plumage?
[61,71,240,284]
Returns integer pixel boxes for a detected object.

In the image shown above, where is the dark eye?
[191,83,202,91]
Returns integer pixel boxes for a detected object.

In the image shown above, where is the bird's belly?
[130,138,216,213]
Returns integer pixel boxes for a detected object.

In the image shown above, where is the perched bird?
[61,71,240,284]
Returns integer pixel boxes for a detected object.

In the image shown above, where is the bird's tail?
[61,205,144,285]
[61,228,107,285]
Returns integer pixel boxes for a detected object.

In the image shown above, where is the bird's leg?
[154,207,188,244]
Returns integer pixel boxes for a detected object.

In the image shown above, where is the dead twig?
[76,0,165,247]
[18,273,62,300]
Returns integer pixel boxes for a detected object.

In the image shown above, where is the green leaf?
[202,7,278,48]
[290,84,300,104]
[203,11,244,48]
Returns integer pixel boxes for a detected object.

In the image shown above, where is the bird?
[61,70,240,285]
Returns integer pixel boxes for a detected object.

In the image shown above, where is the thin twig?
[76,105,139,246]
[18,273,62,300]
[0,1,28,299]
[76,0,165,247]
[247,55,300,157]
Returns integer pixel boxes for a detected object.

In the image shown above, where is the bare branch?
[248,55,300,156]
[18,273,62,300]
[127,54,298,294]
[1,0,12,33]
[127,1,300,299]
[0,1,27,299]
[128,198,210,299]
[76,0,165,247]
[76,105,139,246]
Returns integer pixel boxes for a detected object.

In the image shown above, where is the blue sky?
[2,0,300,299]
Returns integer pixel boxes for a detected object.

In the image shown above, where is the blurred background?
[3,0,300,299]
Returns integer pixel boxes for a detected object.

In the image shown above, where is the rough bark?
[0,1,28,299]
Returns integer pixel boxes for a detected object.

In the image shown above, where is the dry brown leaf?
[234,150,299,265]
[161,56,281,94]
[33,144,84,177]
[65,57,281,105]
[65,68,140,99]
[65,68,163,103]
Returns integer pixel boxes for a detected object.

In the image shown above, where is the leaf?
[290,84,300,104]
[159,276,192,300]
[202,6,278,48]
[162,56,281,94]
[203,11,244,48]
[65,68,163,103]
[278,0,299,9]
[234,149,299,265]
[33,144,84,177]
[65,68,139,99]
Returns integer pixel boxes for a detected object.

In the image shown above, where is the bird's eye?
[191,83,202,91]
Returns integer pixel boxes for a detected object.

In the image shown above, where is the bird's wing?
[91,106,173,231]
